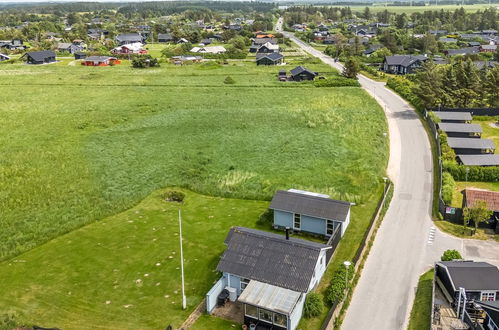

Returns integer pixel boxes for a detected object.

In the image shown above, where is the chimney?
[285,227,290,240]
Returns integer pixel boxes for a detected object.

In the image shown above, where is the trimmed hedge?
[325,264,353,305]
[386,76,423,111]
[443,161,499,182]
[314,76,360,87]
[441,172,456,205]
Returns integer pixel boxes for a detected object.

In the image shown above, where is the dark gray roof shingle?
[384,55,427,67]
[438,261,499,291]
[438,123,482,133]
[256,52,283,61]
[433,112,472,121]
[217,227,330,292]
[25,50,56,62]
[447,138,495,150]
[290,66,316,77]
[458,154,499,166]
[269,190,351,221]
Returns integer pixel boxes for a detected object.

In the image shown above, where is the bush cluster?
[439,133,456,162]
[386,77,422,111]
[441,172,456,205]
[223,76,235,84]
[303,292,324,318]
[443,161,499,182]
[325,264,353,305]
[314,76,360,87]
[441,249,463,261]
[163,190,185,202]
[256,209,273,226]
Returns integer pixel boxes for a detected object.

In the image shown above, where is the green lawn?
[191,315,240,330]
[475,119,499,151]
[408,269,434,330]
[0,60,388,262]
[451,181,499,208]
[0,189,267,329]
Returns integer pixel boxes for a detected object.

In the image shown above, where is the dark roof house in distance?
[256,52,283,65]
[290,66,317,81]
[22,50,56,64]
[438,123,482,138]
[116,33,144,45]
[457,154,499,167]
[382,55,427,75]
[157,33,173,43]
[447,138,495,154]
[433,111,472,123]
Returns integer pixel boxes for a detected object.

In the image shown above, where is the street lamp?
[465,167,470,183]
[343,260,352,289]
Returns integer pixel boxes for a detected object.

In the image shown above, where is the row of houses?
[434,111,499,167]
[206,189,352,330]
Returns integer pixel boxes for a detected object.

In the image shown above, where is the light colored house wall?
[308,249,328,292]
[341,209,351,237]
[274,210,293,228]
[224,272,243,296]
[206,276,227,313]
[301,214,326,235]
[289,293,306,330]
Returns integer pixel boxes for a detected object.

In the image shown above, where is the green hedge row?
[441,172,456,205]
[325,264,353,305]
[443,161,499,182]
[386,76,423,111]
[314,76,360,87]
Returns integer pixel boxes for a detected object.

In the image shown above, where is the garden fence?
[432,107,499,116]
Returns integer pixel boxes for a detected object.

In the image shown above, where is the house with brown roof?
[462,189,499,233]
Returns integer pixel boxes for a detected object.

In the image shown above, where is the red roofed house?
[462,189,499,233]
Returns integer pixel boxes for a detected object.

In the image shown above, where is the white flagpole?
[179,209,186,310]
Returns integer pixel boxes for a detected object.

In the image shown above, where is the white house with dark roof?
[435,261,499,304]
[269,189,351,237]
[206,227,331,330]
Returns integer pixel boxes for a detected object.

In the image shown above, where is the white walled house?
[206,227,331,330]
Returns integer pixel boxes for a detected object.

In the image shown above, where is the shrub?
[443,161,499,182]
[441,249,463,261]
[386,76,423,111]
[224,76,235,84]
[303,292,324,318]
[256,209,273,226]
[314,76,360,87]
[163,190,185,202]
[131,55,160,68]
[0,313,23,329]
[441,172,456,205]
[325,264,353,305]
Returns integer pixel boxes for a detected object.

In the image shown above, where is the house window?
[481,291,496,301]
[326,220,334,235]
[259,308,273,323]
[245,304,258,318]
[240,278,250,291]
[294,214,301,229]
[273,312,287,327]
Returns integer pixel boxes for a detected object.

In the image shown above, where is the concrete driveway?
[278,23,499,330]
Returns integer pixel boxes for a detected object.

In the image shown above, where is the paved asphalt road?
[277,18,499,330]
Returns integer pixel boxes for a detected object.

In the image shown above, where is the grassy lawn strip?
[435,220,492,240]
[0,61,388,261]
[0,189,267,329]
[474,118,499,151]
[408,269,434,330]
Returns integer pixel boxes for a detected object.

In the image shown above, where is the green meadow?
[0,60,388,262]
[0,57,388,328]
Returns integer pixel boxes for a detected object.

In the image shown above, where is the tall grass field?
[0,60,388,262]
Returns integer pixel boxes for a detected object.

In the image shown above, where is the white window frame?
[293,213,301,230]
[240,278,250,291]
[326,220,334,236]
[481,291,496,301]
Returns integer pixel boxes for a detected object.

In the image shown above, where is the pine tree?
[342,57,359,80]
[413,62,444,109]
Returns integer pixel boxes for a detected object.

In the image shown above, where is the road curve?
[278,20,435,330]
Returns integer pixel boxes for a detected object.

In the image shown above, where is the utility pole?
[179,209,186,310]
